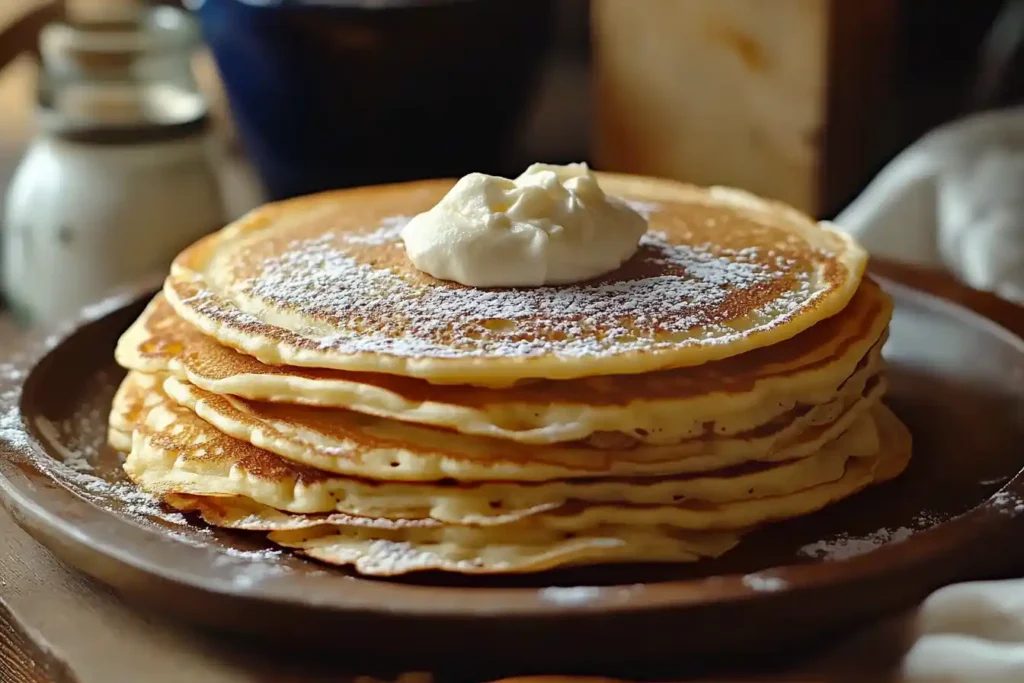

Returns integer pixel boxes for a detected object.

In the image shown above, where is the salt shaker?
[2,6,225,325]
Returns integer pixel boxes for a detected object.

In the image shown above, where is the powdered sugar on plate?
[800,527,917,561]
[799,511,947,561]
[742,572,788,592]
[0,356,31,454]
[538,583,645,606]
[539,585,605,606]
[990,490,1024,515]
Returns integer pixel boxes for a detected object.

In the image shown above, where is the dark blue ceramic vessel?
[188,0,552,200]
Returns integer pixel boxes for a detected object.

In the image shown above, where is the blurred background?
[0,0,1022,324]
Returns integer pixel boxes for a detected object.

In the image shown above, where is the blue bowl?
[189,0,553,200]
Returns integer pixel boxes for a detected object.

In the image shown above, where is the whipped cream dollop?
[400,163,648,287]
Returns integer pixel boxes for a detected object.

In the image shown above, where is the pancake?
[266,523,742,575]
[164,173,867,386]
[120,384,876,523]
[263,406,909,576]
[163,493,444,531]
[161,493,742,574]
[161,493,737,569]
[137,424,887,531]
[128,424,866,524]
[149,410,908,576]
[105,167,912,576]
[117,279,891,446]
[107,371,162,452]
[162,364,886,482]
[116,371,894,531]
[108,428,132,454]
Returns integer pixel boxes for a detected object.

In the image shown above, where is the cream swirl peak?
[400,163,648,287]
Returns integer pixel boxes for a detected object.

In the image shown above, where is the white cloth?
[837,107,1024,305]
[819,109,1024,681]
[799,581,1024,682]
[901,580,1024,682]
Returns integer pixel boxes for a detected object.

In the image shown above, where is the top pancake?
[165,173,867,385]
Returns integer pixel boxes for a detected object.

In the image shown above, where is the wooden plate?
[1,262,1023,676]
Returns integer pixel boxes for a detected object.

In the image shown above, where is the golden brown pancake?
[117,279,891,446]
[107,169,913,576]
[114,372,887,526]
[161,366,885,482]
[262,407,909,575]
[112,370,905,540]
[164,173,866,386]
[159,494,743,574]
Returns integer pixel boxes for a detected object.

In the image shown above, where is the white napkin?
[896,580,1024,682]
[817,109,1024,681]
[836,107,1024,305]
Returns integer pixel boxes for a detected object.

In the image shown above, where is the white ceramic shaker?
[2,6,225,325]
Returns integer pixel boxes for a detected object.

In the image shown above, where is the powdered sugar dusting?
[798,510,948,561]
[209,545,289,588]
[991,490,1024,515]
[86,479,189,524]
[800,527,917,561]
[742,572,788,592]
[343,215,410,246]
[77,296,126,324]
[228,226,816,360]
[617,197,661,220]
[34,365,124,474]
[539,585,605,605]
[0,357,30,454]
[0,330,94,463]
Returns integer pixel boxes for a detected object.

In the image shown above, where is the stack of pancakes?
[108,173,911,576]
